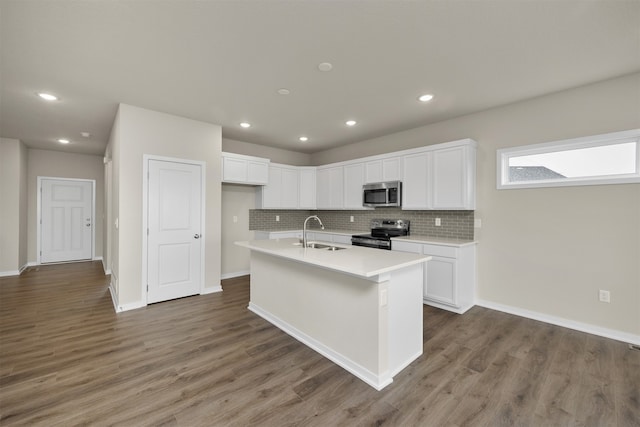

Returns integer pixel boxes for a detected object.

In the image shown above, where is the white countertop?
[236,238,431,278]
[391,235,477,247]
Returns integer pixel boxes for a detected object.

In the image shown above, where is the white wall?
[26,149,104,263]
[0,138,28,275]
[311,72,640,339]
[221,184,255,278]
[223,138,311,166]
[107,104,222,309]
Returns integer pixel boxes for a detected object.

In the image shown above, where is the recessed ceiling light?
[240,122,251,128]
[318,62,333,72]
[81,132,91,138]
[37,92,58,101]
[58,139,70,144]
[299,136,309,142]
[418,94,434,102]
[346,120,357,127]
[277,88,290,95]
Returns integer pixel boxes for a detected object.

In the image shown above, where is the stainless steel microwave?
[363,181,402,208]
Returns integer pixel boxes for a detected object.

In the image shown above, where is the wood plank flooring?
[1,262,638,426]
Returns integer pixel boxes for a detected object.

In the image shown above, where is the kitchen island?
[235,238,431,390]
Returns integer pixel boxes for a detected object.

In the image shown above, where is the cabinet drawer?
[391,241,422,254]
[422,244,458,258]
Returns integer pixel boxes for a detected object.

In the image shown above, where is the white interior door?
[147,159,202,304]
[40,178,93,263]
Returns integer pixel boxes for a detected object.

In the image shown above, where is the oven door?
[351,236,392,250]
[363,188,388,207]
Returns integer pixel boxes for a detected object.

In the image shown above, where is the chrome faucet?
[303,215,325,248]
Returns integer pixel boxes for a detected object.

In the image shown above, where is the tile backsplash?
[250,209,474,239]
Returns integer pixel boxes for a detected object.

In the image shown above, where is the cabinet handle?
[194,234,200,239]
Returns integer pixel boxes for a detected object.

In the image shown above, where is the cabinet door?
[247,160,269,185]
[365,160,383,183]
[344,163,365,209]
[298,168,316,209]
[261,166,282,208]
[222,156,247,182]
[432,146,467,209]
[382,157,402,181]
[425,256,457,307]
[402,152,431,209]
[281,168,299,208]
[328,167,344,209]
[316,168,331,208]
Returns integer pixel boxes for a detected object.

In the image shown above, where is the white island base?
[239,239,429,390]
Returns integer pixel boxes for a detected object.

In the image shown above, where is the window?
[497,129,640,189]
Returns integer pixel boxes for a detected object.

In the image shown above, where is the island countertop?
[236,238,431,279]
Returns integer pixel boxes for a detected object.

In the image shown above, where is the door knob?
[194,234,200,239]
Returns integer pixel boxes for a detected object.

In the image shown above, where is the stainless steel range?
[351,219,410,250]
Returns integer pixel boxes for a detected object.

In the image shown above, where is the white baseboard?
[0,263,31,277]
[476,299,640,346]
[93,256,103,261]
[201,285,223,295]
[248,302,392,391]
[220,270,250,280]
[101,258,111,275]
[0,270,20,277]
[108,282,119,312]
[114,299,146,313]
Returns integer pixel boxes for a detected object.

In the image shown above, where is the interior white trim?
[248,301,392,391]
[201,285,223,295]
[476,299,640,346]
[0,270,20,277]
[142,154,207,307]
[497,129,640,189]
[220,270,250,280]
[36,176,96,265]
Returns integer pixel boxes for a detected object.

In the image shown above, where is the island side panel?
[248,251,387,384]
[388,264,424,376]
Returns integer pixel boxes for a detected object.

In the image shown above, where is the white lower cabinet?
[392,240,476,314]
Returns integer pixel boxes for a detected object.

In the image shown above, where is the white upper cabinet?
[252,138,476,211]
[365,156,403,183]
[316,166,344,209]
[402,139,476,210]
[298,167,317,209]
[432,144,476,209]
[221,152,269,185]
[256,163,299,209]
[402,151,432,209]
[343,163,366,209]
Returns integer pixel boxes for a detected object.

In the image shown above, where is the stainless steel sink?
[295,241,347,251]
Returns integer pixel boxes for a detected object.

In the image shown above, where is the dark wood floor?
[0,262,638,426]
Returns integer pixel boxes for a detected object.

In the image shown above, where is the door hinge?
[147,228,149,236]
[146,284,149,291]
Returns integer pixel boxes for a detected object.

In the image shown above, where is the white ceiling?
[1,1,639,156]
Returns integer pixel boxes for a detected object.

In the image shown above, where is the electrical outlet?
[599,290,610,303]
[350,216,354,223]
[474,219,482,228]
[275,215,280,222]
[435,218,441,226]
[233,215,238,223]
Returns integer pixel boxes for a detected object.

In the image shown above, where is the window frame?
[496,129,640,190]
